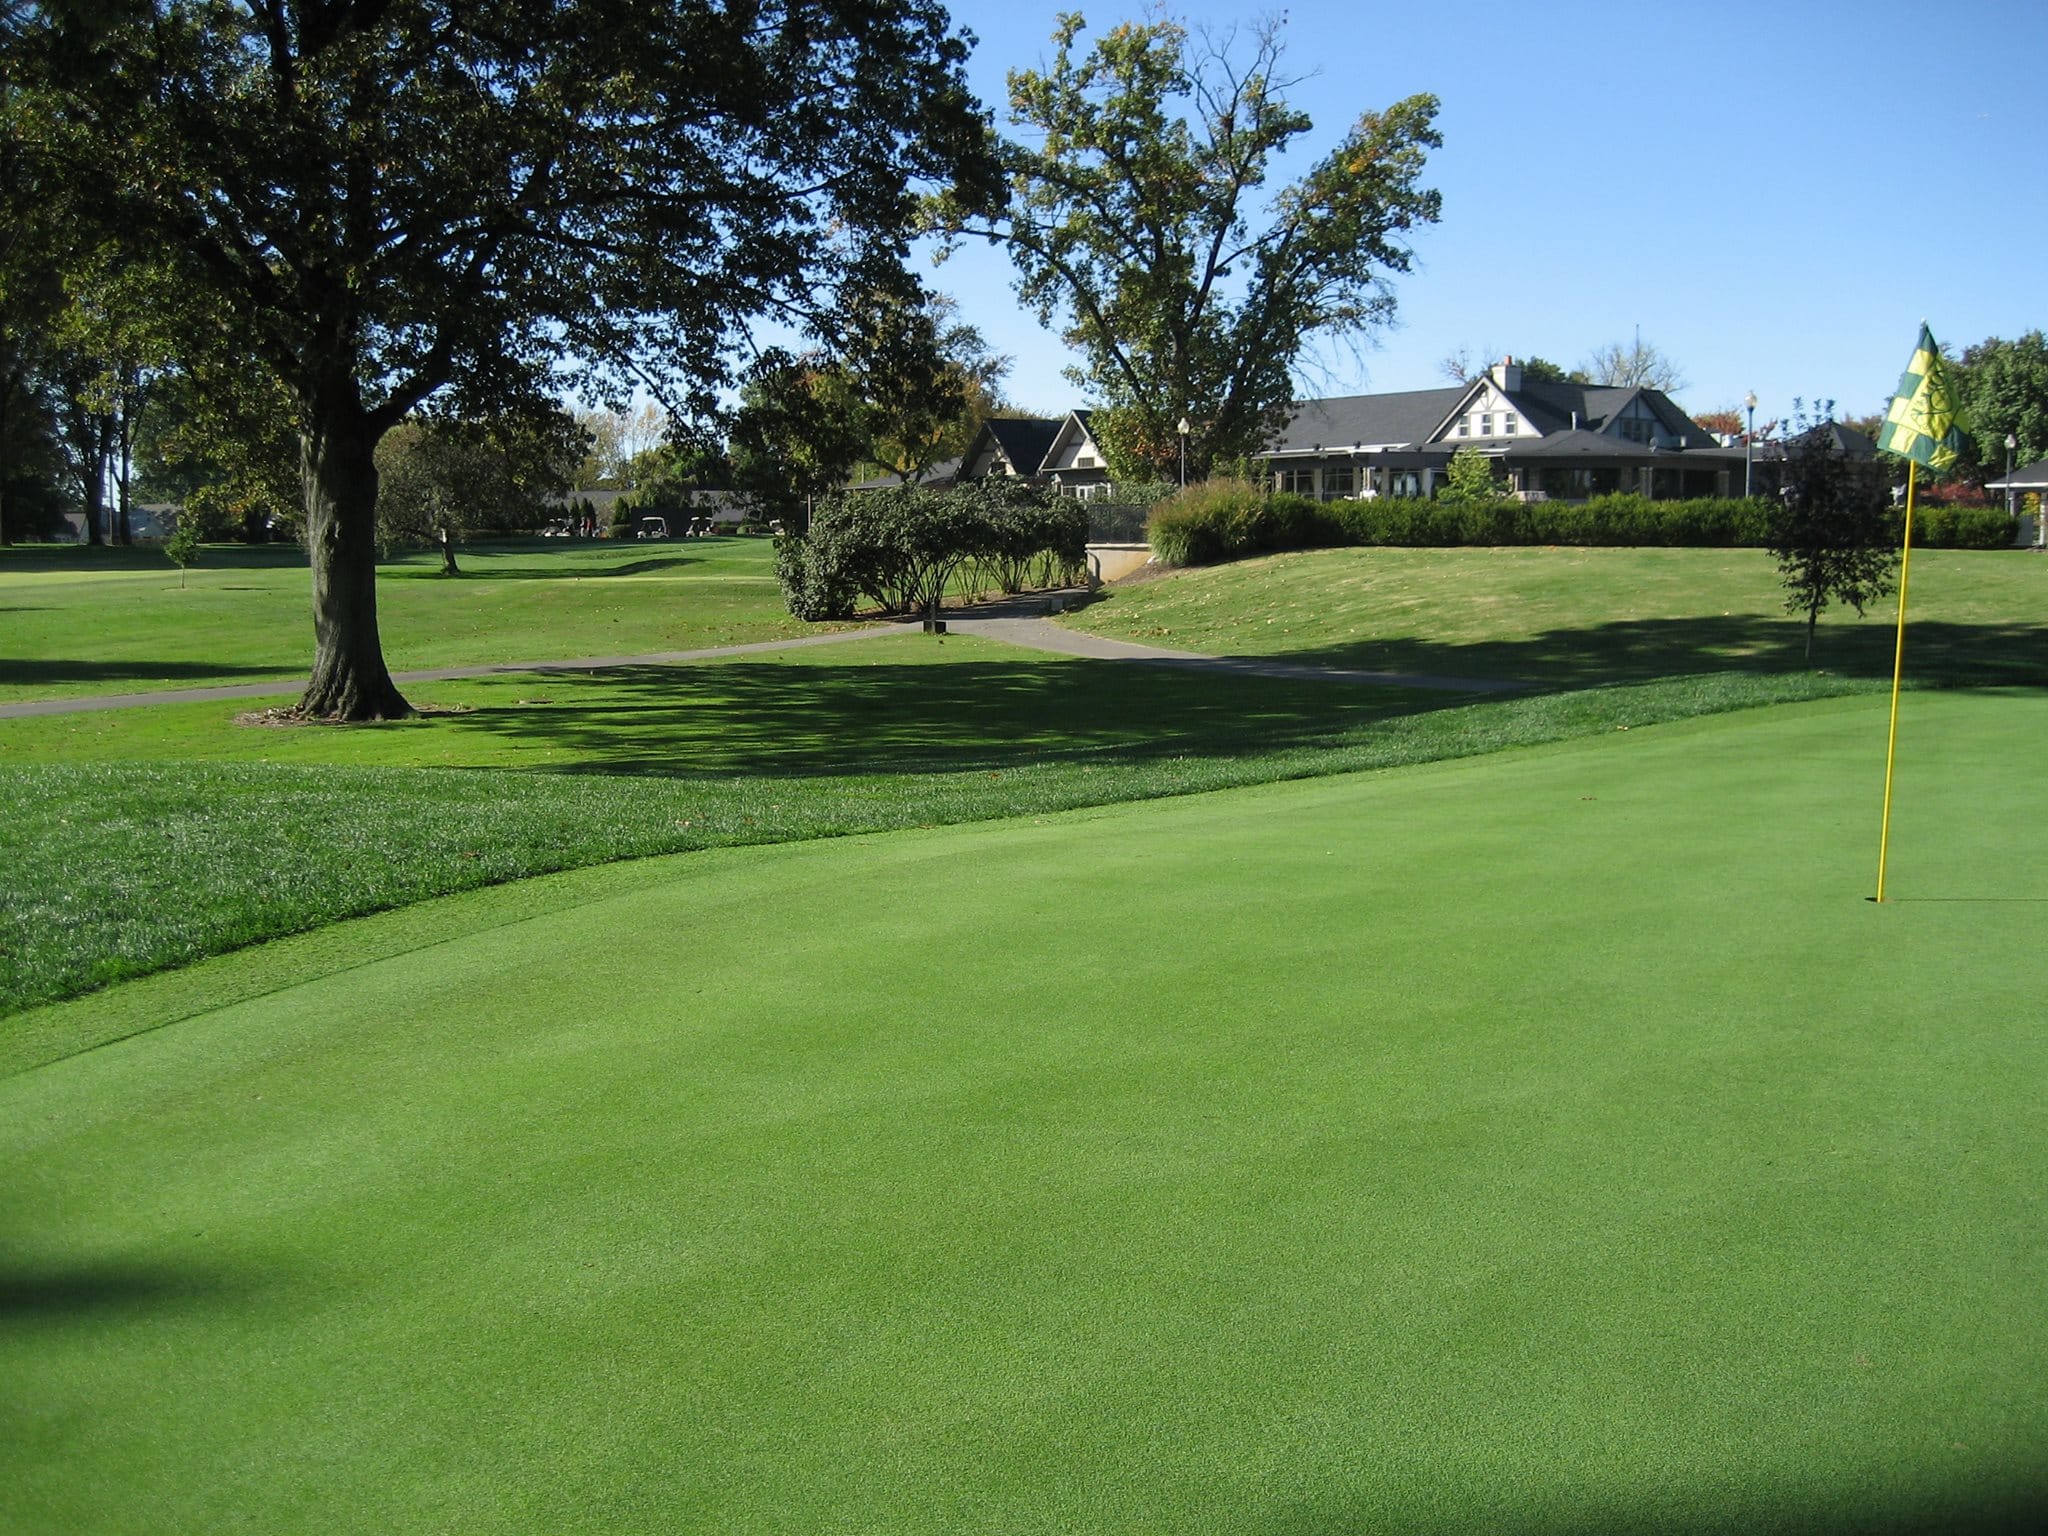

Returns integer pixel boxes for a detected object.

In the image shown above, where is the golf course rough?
[4,691,2044,1533]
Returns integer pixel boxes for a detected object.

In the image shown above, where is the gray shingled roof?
[1987,458,2048,489]
[1269,388,1469,453]
[1509,428,1660,460]
[1754,422,1880,461]
[850,457,962,491]
[1275,380,1718,453]
[981,417,1063,474]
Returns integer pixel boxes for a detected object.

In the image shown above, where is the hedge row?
[1146,483,2016,566]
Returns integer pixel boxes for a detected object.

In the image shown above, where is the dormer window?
[1480,412,1494,436]
[1456,418,1470,437]
[1504,413,1518,436]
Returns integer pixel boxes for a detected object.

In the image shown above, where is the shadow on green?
[1077,594,2048,691]
[428,657,1452,776]
[0,658,293,689]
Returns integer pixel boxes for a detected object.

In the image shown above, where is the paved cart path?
[0,592,1524,719]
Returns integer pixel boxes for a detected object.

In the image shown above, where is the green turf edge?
[1,668,1893,1032]
[1,686,1902,1083]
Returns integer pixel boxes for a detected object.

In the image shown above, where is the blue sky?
[918,0,2047,425]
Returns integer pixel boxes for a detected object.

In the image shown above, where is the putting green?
[5,691,2044,1532]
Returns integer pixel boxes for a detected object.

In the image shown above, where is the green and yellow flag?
[1877,322,1967,471]
[1873,321,1967,903]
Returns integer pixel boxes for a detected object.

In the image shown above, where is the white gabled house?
[953,412,1116,497]
[1267,359,1743,503]
[937,364,1741,507]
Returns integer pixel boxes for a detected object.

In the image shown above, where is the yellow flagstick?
[1875,459,1918,902]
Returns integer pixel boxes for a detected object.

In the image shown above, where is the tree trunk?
[298,399,412,720]
[82,471,105,546]
[0,368,11,548]
[116,386,137,546]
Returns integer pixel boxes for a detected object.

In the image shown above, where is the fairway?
[6,690,2044,1533]
[0,538,820,704]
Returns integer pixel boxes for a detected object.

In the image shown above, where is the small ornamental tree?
[1438,447,1502,505]
[1767,402,1896,663]
[164,511,200,587]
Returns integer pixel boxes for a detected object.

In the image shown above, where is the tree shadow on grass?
[381,551,713,581]
[1260,1479,2048,1536]
[0,544,309,573]
[0,1254,247,1326]
[424,609,2046,779]
[429,657,1454,777]
[1186,614,2048,691]
[0,659,295,688]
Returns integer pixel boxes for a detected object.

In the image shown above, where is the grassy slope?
[1067,546,2048,686]
[4,691,2043,1533]
[0,537,815,703]
[12,542,2045,1016]
[2,631,1874,1023]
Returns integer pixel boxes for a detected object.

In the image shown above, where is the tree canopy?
[1951,331,2048,487]
[1768,402,1895,662]
[928,13,1440,480]
[1578,336,1686,394]
[376,411,584,572]
[19,0,995,716]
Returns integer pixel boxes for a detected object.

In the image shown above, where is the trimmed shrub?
[1907,504,2015,549]
[1121,474,2019,568]
[774,523,857,621]
[778,481,1088,620]
[1148,488,1794,566]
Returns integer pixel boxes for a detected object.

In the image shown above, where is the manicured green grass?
[4,544,2037,1015]
[5,691,2043,1532]
[1,633,1877,1023]
[0,536,813,703]
[1071,546,2048,686]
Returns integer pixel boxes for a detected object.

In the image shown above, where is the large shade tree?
[21,0,993,717]
[927,13,1440,480]
[1951,331,2048,490]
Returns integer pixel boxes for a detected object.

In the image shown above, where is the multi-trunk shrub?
[1144,487,2018,566]
[775,480,1087,620]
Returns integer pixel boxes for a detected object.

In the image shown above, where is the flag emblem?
[1877,323,1966,471]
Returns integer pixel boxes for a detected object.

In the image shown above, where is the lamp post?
[1744,390,1758,499]
[1176,416,1192,488]
[2005,432,2018,519]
